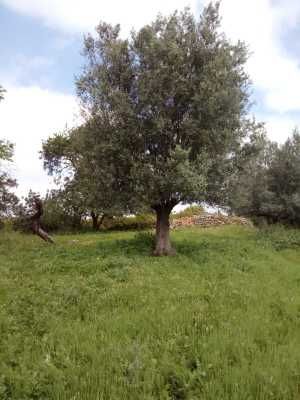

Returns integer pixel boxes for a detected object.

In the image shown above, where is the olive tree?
[75,3,255,255]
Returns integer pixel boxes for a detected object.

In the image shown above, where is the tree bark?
[91,211,106,231]
[99,214,106,229]
[31,197,54,244]
[153,204,175,256]
[91,211,99,231]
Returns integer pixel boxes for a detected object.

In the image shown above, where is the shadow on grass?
[38,227,262,273]
[101,231,155,257]
[95,231,233,261]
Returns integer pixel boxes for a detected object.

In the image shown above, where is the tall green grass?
[0,226,300,399]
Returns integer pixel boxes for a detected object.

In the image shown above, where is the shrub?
[41,204,82,232]
[105,214,155,231]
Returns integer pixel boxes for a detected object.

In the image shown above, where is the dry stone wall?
[171,213,252,229]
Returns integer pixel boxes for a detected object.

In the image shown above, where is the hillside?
[0,226,300,399]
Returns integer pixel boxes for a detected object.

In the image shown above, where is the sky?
[1,0,300,197]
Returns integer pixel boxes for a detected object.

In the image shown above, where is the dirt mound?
[171,213,252,229]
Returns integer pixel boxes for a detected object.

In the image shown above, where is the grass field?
[1,226,300,399]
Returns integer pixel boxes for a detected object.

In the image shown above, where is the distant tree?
[266,130,300,225]
[227,128,271,217]
[0,86,18,224]
[0,140,18,224]
[229,129,300,225]
[42,122,127,230]
[71,3,258,255]
[43,186,86,231]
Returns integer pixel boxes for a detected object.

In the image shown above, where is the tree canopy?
[43,3,259,254]
[42,122,129,230]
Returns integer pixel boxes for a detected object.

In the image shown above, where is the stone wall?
[171,213,252,229]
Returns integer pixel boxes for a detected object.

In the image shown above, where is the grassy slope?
[0,226,300,399]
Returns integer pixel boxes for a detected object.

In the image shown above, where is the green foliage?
[41,132,72,177]
[173,205,204,218]
[0,140,14,161]
[12,190,39,233]
[1,226,300,398]
[266,130,300,225]
[44,3,255,221]
[0,88,18,220]
[42,3,259,254]
[105,213,156,231]
[0,140,18,221]
[42,125,130,222]
[41,189,85,231]
[230,129,300,226]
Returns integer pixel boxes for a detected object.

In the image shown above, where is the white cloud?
[3,0,300,116]
[263,114,300,144]
[2,55,54,88]
[1,0,197,36]
[218,0,300,115]
[0,85,79,197]
[272,0,300,31]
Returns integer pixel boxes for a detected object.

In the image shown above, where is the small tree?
[74,3,255,255]
[42,122,128,230]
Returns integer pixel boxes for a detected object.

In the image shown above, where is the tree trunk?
[32,220,54,243]
[153,205,175,256]
[91,211,106,231]
[91,211,99,231]
[98,214,106,229]
[31,197,54,244]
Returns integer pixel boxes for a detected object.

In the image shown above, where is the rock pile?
[171,213,252,229]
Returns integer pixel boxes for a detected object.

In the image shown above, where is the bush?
[105,214,155,231]
[12,214,31,233]
[41,205,82,232]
